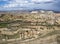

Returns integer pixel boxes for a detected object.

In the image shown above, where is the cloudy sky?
[0,0,60,11]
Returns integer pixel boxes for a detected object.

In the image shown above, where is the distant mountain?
[0,9,60,13]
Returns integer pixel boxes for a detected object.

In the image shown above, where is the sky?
[0,0,60,11]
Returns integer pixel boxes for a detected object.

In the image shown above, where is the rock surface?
[6,34,60,44]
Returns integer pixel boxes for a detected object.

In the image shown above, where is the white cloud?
[2,0,54,8]
[0,0,55,10]
[2,0,29,8]
[32,0,54,2]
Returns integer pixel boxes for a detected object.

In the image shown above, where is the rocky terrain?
[0,10,60,44]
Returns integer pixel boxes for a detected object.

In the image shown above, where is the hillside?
[0,10,60,44]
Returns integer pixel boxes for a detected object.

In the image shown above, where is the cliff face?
[0,11,60,44]
[21,35,57,44]
[6,34,59,44]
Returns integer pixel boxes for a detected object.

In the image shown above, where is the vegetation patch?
[0,23,8,28]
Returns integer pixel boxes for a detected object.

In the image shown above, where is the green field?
[0,23,8,28]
